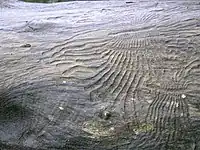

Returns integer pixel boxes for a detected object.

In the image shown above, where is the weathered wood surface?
[1,0,200,149]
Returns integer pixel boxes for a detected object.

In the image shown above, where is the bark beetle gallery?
[1,0,200,150]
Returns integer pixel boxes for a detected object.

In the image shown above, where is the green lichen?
[82,120,113,138]
[133,123,154,133]
[82,119,154,138]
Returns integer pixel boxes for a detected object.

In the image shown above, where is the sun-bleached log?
[1,0,200,149]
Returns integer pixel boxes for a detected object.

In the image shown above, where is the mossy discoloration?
[134,123,154,133]
[82,119,154,138]
[82,120,114,138]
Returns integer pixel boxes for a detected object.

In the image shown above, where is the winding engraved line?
[75,51,111,64]
[89,50,127,100]
[109,26,156,36]
[109,53,144,116]
[143,48,156,77]
[154,93,169,132]
[114,51,133,94]
[63,41,108,54]
[178,95,184,124]
[51,42,108,58]
[161,95,172,132]
[83,50,117,82]
[55,62,73,67]
[42,38,109,62]
[146,92,160,122]
[111,51,134,109]
[102,51,134,107]
[181,94,190,124]
[157,94,171,138]
[100,49,113,58]
[56,49,110,63]
[131,91,139,123]
[177,59,200,78]
[62,47,108,57]
[111,37,122,48]
[141,94,177,149]
[71,42,109,53]
[177,94,185,136]
[49,59,73,65]
[165,96,176,145]
[62,65,95,76]
[171,94,179,142]
[123,70,139,120]
[108,34,158,50]
[97,52,132,97]
[97,50,131,99]
[186,62,200,75]
[64,39,108,49]
[112,55,139,95]
[129,12,159,25]
[85,51,122,92]
[87,51,123,86]
[42,31,108,55]
[150,93,163,124]
[111,55,139,109]
[175,97,182,139]
[110,63,131,95]
[137,129,157,149]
